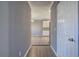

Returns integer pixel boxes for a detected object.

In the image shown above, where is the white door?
[57,2,78,57]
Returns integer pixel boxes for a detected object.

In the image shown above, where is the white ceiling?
[29,1,54,20]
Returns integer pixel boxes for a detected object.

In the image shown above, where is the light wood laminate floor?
[26,46,56,57]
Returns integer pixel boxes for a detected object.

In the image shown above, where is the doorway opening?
[31,20,50,46]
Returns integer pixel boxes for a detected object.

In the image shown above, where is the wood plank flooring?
[26,46,56,57]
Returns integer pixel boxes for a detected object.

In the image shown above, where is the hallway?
[0,1,79,57]
[27,46,56,57]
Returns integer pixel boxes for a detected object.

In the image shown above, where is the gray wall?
[9,2,31,57]
[0,2,9,57]
[50,2,59,53]
[0,1,31,57]
[78,1,79,56]
[31,20,42,36]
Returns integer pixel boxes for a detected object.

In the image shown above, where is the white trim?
[50,45,58,57]
[24,44,32,57]
[27,1,31,8]
[49,1,54,9]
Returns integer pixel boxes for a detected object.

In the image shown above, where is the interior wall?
[50,2,59,53]
[0,1,9,57]
[78,2,79,56]
[31,20,42,36]
[8,2,31,57]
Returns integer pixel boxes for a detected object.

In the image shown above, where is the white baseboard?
[50,46,58,57]
[24,44,32,57]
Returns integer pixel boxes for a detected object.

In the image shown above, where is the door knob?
[68,38,75,42]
